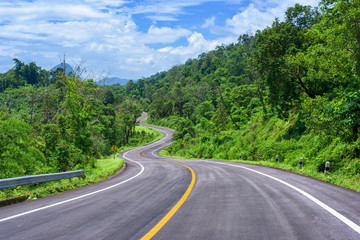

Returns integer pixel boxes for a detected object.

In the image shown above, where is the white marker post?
[324,161,330,173]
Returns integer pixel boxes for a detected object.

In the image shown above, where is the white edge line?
[151,141,172,156]
[203,160,360,235]
[0,150,145,223]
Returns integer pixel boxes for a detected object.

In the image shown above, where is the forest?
[1,1,360,190]
[0,58,147,179]
[120,1,360,188]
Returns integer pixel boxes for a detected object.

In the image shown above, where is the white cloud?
[83,0,127,7]
[147,15,179,22]
[202,16,216,29]
[127,0,218,15]
[0,3,106,23]
[158,32,219,59]
[145,25,191,43]
[225,0,320,37]
[226,3,275,36]
[0,0,321,79]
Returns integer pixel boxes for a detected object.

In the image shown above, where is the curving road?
[1,114,360,239]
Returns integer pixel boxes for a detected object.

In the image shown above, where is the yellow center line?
[137,145,196,240]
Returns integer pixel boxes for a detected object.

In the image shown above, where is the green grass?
[158,148,360,192]
[154,112,360,193]
[96,156,123,170]
[0,156,125,201]
[0,125,162,202]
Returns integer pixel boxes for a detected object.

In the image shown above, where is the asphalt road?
[1,114,360,239]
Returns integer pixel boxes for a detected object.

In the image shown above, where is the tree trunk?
[257,86,266,111]
[249,68,267,112]
[353,124,360,158]
[216,86,240,130]
[293,66,316,99]
[355,22,360,77]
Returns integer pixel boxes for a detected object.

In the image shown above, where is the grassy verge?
[0,125,163,202]
[158,149,360,192]
[149,111,360,193]
[0,157,125,202]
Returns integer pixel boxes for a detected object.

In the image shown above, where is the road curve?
[1,114,360,240]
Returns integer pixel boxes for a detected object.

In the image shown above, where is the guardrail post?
[299,157,303,169]
[324,161,330,173]
[275,155,279,163]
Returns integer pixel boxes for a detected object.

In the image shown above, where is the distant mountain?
[50,63,74,75]
[98,77,133,86]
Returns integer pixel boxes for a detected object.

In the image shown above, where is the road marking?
[0,150,145,223]
[0,118,173,224]
[151,141,172,156]
[137,139,196,240]
[204,160,360,235]
[141,161,195,240]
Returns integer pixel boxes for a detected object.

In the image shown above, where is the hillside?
[118,2,360,190]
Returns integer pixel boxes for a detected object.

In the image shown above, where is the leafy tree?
[0,119,46,178]
[285,4,320,29]
[255,21,302,102]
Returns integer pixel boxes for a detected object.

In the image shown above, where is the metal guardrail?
[0,170,85,192]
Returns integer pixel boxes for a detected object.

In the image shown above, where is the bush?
[0,119,46,178]
[49,141,87,171]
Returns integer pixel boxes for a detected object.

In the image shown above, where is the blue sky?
[0,0,320,80]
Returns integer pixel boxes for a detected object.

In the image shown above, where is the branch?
[293,66,316,99]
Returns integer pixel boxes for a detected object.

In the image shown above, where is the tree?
[0,119,46,178]
[285,4,320,29]
[254,19,304,112]
[323,0,360,77]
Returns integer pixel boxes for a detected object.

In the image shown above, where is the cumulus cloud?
[224,0,320,37]
[144,26,191,44]
[157,32,219,60]
[0,0,321,79]
[226,4,275,36]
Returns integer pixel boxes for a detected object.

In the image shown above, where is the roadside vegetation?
[0,57,162,201]
[0,125,162,201]
[123,1,360,192]
[0,58,145,179]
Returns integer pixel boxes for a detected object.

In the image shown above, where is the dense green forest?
[119,1,360,185]
[0,59,148,178]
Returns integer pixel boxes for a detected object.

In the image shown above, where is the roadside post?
[275,155,279,163]
[324,161,330,173]
[111,145,117,159]
[299,157,303,169]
